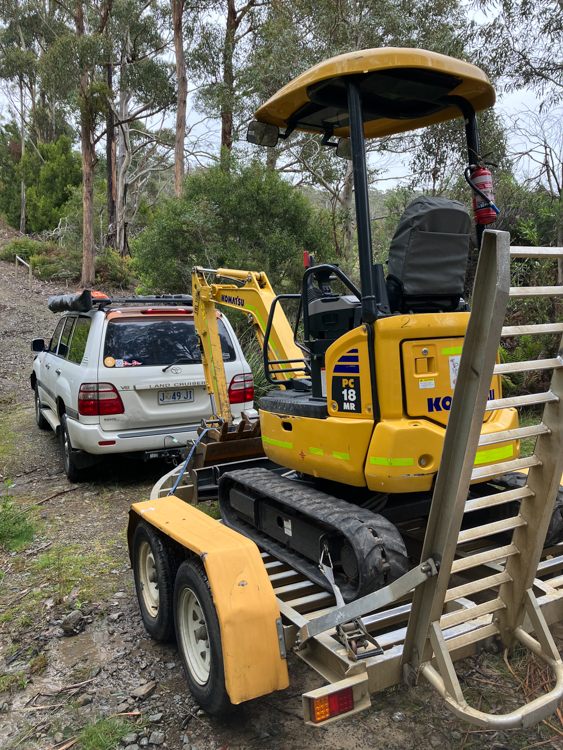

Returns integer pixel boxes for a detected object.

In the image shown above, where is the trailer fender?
[129,496,289,704]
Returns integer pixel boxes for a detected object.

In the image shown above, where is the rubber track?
[218,467,408,603]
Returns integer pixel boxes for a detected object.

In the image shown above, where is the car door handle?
[55,368,61,375]
[45,363,50,369]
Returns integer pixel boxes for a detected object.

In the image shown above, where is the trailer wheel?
[133,521,177,642]
[174,559,231,716]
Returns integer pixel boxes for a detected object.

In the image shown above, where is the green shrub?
[0,237,46,262]
[0,481,35,552]
[95,248,132,287]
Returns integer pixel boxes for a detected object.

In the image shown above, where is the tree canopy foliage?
[133,161,335,293]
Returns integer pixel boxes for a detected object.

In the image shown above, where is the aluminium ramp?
[401,230,563,729]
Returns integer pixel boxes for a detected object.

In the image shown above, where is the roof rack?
[96,295,193,311]
[48,290,193,314]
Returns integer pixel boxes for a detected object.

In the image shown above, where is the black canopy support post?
[345,78,378,323]
[449,96,484,249]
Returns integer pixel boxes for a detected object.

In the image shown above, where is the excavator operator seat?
[386,196,471,314]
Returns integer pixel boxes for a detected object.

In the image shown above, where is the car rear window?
[103,318,236,367]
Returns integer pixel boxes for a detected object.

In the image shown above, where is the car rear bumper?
[66,419,202,454]
[66,408,259,455]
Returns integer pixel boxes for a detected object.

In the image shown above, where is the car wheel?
[59,413,83,483]
[174,559,232,716]
[133,521,178,642]
[35,383,49,430]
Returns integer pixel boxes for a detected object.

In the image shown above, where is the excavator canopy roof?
[254,48,495,140]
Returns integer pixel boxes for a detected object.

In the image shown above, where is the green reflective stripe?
[442,346,463,356]
[310,447,324,456]
[244,303,266,330]
[474,444,514,465]
[333,451,350,461]
[370,457,414,466]
[263,436,293,450]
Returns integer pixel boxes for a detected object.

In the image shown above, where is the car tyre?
[174,559,232,716]
[35,383,49,430]
[132,521,178,642]
[59,413,83,483]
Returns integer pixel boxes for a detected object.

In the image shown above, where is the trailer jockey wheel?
[174,559,231,716]
[132,521,177,642]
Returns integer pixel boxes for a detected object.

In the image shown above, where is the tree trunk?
[106,61,117,247]
[19,79,26,234]
[116,87,132,256]
[340,159,355,262]
[221,0,237,160]
[172,0,187,195]
[77,2,96,287]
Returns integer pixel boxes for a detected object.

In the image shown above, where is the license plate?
[158,389,194,405]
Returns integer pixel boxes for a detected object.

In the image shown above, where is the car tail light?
[310,686,354,723]
[78,383,124,416]
[228,373,254,404]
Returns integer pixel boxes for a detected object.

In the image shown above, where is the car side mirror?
[336,138,352,160]
[31,338,45,352]
[247,121,279,147]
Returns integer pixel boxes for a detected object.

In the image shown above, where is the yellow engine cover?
[260,313,519,492]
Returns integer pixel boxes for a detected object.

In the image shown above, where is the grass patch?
[30,654,48,674]
[518,409,543,458]
[76,717,132,750]
[0,671,27,693]
[0,480,36,551]
[197,501,222,520]
[32,542,121,604]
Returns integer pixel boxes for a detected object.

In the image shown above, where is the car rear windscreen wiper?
[162,356,199,372]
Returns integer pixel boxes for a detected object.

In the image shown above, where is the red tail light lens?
[78,383,124,416]
[310,686,354,723]
[228,373,254,404]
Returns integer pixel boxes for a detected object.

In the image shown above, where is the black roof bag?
[48,290,93,313]
[386,196,471,314]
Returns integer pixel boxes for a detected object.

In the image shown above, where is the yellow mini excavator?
[181,48,563,605]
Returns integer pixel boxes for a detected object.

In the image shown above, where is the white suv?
[30,291,255,481]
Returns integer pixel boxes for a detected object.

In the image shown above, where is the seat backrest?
[387,196,471,314]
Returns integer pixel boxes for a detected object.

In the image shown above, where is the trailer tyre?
[174,559,232,716]
[133,521,178,642]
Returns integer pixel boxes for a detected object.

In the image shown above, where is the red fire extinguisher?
[465,163,500,225]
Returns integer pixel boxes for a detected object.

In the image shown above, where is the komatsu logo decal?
[428,389,495,412]
[220,294,245,307]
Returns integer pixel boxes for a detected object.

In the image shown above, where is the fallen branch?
[11,703,65,712]
[35,486,79,506]
[43,740,77,750]
[354,715,377,735]
[40,677,98,696]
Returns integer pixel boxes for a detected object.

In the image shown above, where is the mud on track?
[1,258,563,750]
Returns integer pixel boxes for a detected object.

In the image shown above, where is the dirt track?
[1,257,563,750]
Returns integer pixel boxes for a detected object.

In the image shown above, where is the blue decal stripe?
[338,355,359,363]
[347,349,358,353]
[334,365,360,374]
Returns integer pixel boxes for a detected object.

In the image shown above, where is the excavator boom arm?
[192,267,305,420]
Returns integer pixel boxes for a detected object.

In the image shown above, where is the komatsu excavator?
[185,48,526,603]
[129,48,563,728]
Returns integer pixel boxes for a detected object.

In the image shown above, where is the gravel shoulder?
[1,258,563,750]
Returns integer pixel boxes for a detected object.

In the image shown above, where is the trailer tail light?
[78,383,124,416]
[310,687,354,723]
[228,373,254,404]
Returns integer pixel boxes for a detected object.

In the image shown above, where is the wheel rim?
[177,586,210,685]
[138,540,160,616]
